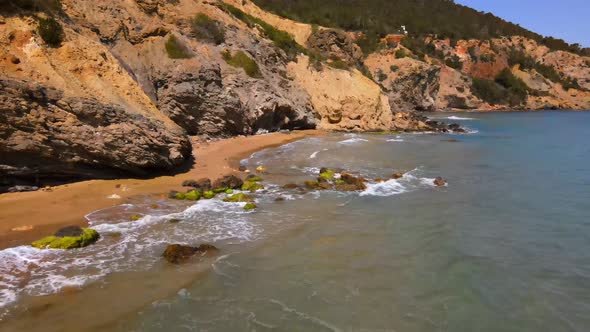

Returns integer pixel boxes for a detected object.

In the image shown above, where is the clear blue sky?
[455,0,589,47]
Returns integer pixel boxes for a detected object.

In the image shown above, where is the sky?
[455,0,589,47]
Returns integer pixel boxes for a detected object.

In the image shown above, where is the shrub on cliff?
[38,16,64,47]
[445,55,463,70]
[2,0,62,13]
[165,35,192,59]
[221,3,304,57]
[222,50,262,78]
[471,69,530,106]
[191,13,225,45]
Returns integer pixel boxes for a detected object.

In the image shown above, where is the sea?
[1,111,590,332]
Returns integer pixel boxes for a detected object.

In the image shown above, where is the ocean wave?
[0,198,259,310]
[447,116,475,120]
[360,171,439,197]
[309,151,320,159]
[338,138,368,145]
[386,139,404,142]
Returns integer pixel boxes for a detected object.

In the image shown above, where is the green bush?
[394,48,407,59]
[222,50,263,78]
[471,69,530,106]
[165,35,192,59]
[445,54,463,70]
[38,16,63,47]
[327,58,350,70]
[191,13,225,45]
[376,69,388,81]
[221,3,304,57]
[390,65,399,72]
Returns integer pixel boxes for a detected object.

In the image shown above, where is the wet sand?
[0,130,322,249]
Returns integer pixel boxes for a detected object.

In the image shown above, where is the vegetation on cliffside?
[252,0,589,56]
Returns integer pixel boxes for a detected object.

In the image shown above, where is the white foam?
[338,138,368,145]
[0,198,260,310]
[446,116,475,120]
[386,139,404,142]
[360,179,408,197]
[309,151,320,159]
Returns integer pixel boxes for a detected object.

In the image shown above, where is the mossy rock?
[32,228,100,250]
[319,169,336,181]
[203,191,216,199]
[225,189,234,194]
[245,175,263,182]
[334,179,346,185]
[185,190,201,201]
[173,192,186,200]
[130,215,142,221]
[223,193,254,203]
[241,181,264,192]
[243,203,257,211]
[213,187,228,194]
[304,180,320,189]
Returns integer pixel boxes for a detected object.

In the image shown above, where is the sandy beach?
[0,130,321,249]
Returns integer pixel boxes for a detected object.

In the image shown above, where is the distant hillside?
[252,0,589,55]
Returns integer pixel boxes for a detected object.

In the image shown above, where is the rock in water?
[434,177,447,187]
[32,227,100,249]
[223,193,254,202]
[391,172,404,179]
[212,175,244,190]
[162,244,219,264]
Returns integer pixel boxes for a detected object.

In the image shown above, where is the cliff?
[0,0,588,190]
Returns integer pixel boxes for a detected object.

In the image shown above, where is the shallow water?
[2,111,590,331]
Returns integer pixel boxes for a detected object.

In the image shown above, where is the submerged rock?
[241,181,264,192]
[245,174,263,182]
[162,244,219,264]
[282,183,299,189]
[243,203,257,211]
[223,193,254,203]
[255,165,267,173]
[391,172,404,179]
[32,227,100,250]
[434,177,447,187]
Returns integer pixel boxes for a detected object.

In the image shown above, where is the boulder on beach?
[213,175,244,191]
[182,178,212,192]
[32,226,100,250]
[184,190,201,201]
[202,191,216,199]
[162,244,219,264]
[434,177,447,187]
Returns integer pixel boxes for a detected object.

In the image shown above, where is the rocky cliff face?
[1,0,587,189]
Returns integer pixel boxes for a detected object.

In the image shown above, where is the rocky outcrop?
[307,28,363,65]
[0,77,191,187]
[287,55,392,131]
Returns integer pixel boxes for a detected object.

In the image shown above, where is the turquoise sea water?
[1,111,590,331]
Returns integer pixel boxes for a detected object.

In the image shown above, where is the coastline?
[0,130,323,250]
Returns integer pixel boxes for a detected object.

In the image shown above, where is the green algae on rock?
[203,191,216,199]
[185,190,201,201]
[243,203,257,211]
[225,189,234,194]
[32,228,100,250]
[319,169,336,181]
[130,215,142,221]
[241,181,264,192]
[223,193,254,203]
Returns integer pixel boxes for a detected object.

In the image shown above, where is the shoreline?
[0,130,323,250]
